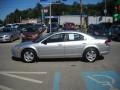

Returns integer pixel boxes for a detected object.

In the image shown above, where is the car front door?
[38,33,65,58]
[64,33,85,57]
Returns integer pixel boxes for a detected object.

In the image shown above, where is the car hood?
[18,41,34,46]
[0,32,12,36]
[13,41,35,51]
[23,32,38,36]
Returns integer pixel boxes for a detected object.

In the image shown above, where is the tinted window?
[1,28,12,32]
[46,33,64,43]
[23,26,40,32]
[34,33,52,43]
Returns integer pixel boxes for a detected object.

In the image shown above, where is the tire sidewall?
[22,49,37,63]
[83,48,98,62]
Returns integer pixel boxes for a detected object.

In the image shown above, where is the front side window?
[65,33,84,41]
[45,33,64,43]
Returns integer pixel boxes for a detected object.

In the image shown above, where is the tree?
[0,19,3,25]
[33,3,42,18]
[3,1,113,24]
[51,2,66,15]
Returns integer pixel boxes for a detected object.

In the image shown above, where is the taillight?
[105,39,111,46]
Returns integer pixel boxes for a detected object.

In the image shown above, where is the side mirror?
[42,40,47,45]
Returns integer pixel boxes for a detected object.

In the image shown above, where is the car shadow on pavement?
[11,56,104,63]
[12,56,21,61]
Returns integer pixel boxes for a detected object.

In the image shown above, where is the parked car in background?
[99,23,112,30]
[0,27,20,42]
[12,31,111,63]
[17,23,33,32]
[0,26,4,30]
[109,25,120,41]
[47,23,59,33]
[63,22,76,30]
[21,24,46,42]
[5,24,19,29]
[87,24,110,38]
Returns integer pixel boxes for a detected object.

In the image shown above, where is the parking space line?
[2,73,43,84]
[53,72,60,90]
[0,71,47,74]
[0,85,14,90]
[0,71,47,84]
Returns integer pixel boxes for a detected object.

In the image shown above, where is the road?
[0,40,120,90]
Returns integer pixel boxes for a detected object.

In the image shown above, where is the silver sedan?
[0,28,20,42]
[11,31,111,63]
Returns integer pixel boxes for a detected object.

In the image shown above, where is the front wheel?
[21,49,37,63]
[10,36,14,42]
[82,48,99,62]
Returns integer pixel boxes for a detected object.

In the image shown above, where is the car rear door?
[64,33,85,57]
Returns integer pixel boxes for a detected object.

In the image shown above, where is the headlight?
[3,35,10,38]
[4,35,8,37]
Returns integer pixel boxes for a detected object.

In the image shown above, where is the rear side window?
[65,33,84,41]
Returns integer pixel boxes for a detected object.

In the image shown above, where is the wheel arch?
[21,47,38,58]
[82,46,100,57]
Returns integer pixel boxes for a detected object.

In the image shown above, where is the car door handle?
[58,44,62,46]
[82,43,87,44]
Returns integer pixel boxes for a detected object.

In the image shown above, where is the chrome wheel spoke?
[24,51,34,62]
[86,50,96,61]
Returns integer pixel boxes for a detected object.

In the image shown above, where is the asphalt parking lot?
[0,40,120,90]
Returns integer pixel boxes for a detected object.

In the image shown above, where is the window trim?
[64,33,84,42]
[42,33,65,43]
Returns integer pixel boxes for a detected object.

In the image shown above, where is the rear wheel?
[82,48,99,62]
[21,49,37,63]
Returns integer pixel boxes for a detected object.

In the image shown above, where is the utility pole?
[104,0,107,22]
[80,0,82,30]
[40,0,60,33]
[50,2,52,33]
[20,16,22,23]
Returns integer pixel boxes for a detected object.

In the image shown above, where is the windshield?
[23,26,41,32]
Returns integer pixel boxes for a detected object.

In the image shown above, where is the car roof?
[51,30,95,39]
[53,30,80,33]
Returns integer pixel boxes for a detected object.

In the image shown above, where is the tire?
[82,48,99,62]
[21,49,37,63]
[10,36,14,42]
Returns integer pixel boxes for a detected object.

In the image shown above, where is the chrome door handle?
[58,44,62,46]
[82,43,87,44]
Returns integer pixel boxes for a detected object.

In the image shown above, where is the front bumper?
[0,37,11,42]
[11,47,21,58]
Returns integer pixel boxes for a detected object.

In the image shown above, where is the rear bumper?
[100,46,111,55]
[100,51,110,55]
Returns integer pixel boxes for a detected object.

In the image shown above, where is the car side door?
[38,33,65,58]
[64,33,85,57]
